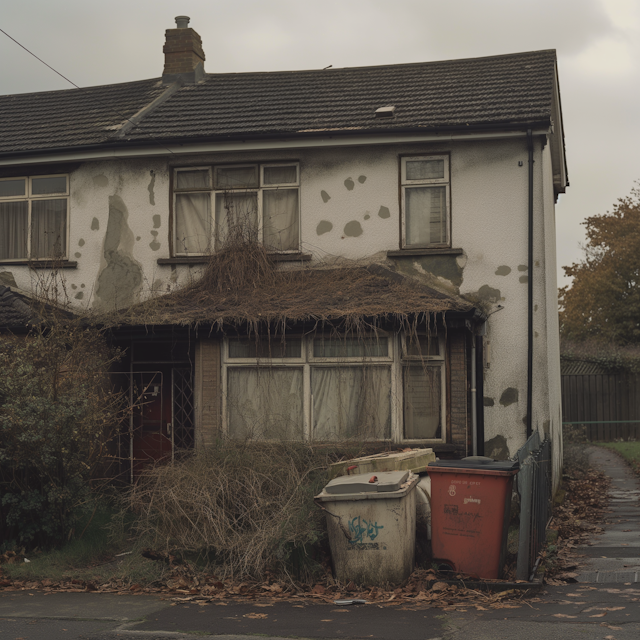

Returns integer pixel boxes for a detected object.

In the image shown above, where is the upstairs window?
[0,175,68,261]
[173,163,300,255]
[401,156,450,248]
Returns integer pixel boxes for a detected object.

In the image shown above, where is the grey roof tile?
[0,50,558,156]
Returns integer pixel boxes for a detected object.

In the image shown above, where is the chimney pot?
[162,17,205,83]
[175,15,190,28]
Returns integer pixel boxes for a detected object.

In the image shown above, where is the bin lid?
[429,456,519,472]
[323,470,410,495]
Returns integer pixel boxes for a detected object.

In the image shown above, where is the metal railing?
[515,432,552,581]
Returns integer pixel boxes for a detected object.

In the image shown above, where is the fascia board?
[0,128,551,167]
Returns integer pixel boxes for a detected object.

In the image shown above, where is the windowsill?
[157,252,312,266]
[0,260,78,269]
[387,248,464,258]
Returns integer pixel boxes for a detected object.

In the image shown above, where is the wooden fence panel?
[561,373,640,442]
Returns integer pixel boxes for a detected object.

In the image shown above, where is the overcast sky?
[2,0,638,289]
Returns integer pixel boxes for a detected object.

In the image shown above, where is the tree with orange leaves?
[560,184,640,345]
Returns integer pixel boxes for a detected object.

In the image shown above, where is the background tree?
[560,184,640,345]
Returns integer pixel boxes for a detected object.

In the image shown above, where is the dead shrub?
[126,440,352,580]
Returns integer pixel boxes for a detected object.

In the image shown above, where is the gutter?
[0,124,552,167]
[527,129,534,439]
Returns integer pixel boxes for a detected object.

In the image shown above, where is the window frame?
[0,174,70,262]
[172,162,300,257]
[400,154,451,249]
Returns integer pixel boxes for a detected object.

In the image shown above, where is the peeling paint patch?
[316,220,333,236]
[358,175,367,184]
[91,217,100,231]
[152,279,163,292]
[74,252,81,258]
[364,213,370,220]
[378,206,390,219]
[95,195,143,310]
[500,387,519,407]
[74,291,84,300]
[485,435,509,461]
[152,214,161,229]
[78,238,85,247]
[0,271,17,288]
[477,285,501,303]
[344,177,355,191]
[344,221,363,237]
[93,175,108,187]
[518,264,528,271]
[148,170,156,206]
[320,190,331,203]
[170,265,178,283]
[495,265,511,276]
[395,254,463,289]
[483,397,495,407]
[519,275,529,283]
[149,229,161,251]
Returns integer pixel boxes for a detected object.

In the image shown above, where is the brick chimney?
[162,16,205,84]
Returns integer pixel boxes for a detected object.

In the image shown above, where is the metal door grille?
[172,367,195,454]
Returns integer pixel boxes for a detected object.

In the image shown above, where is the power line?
[0,26,176,156]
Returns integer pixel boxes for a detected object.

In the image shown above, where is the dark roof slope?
[0,50,557,156]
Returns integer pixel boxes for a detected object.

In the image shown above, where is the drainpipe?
[527,129,534,439]
[471,333,477,456]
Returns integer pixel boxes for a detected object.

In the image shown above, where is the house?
[0,17,567,489]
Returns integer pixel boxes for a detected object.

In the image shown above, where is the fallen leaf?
[553,614,577,618]
[590,613,607,617]
[243,613,268,619]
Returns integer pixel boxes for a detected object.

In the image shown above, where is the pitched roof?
[0,50,558,156]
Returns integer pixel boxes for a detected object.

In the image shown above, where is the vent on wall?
[375,106,396,118]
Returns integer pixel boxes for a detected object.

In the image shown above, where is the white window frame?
[400,332,447,443]
[172,162,300,256]
[0,174,69,262]
[221,333,397,443]
[400,155,450,249]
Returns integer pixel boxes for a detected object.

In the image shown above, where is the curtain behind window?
[406,186,446,245]
[175,193,211,254]
[263,189,299,251]
[31,199,66,258]
[403,365,442,439]
[312,366,391,440]
[227,367,304,440]
[0,201,28,259]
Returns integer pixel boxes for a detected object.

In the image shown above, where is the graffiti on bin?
[348,516,384,544]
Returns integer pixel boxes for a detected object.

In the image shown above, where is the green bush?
[0,322,122,549]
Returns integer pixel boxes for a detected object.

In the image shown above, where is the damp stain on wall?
[93,175,109,187]
[378,206,391,219]
[364,214,370,220]
[78,238,85,247]
[500,387,519,406]
[483,397,495,407]
[320,190,331,203]
[344,177,355,191]
[94,195,143,310]
[343,221,363,237]
[152,214,161,229]
[74,252,81,259]
[518,264,528,272]
[91,217,100,231]
[358,175,367,184]
[316,220,333,236]
[476,285,502,303]
[485,435,510,460]
[74,292,84,300]
[519,275,529,283]
[148,170,156,206]
[495,265,511,276]
[149,230,161,251]
[71,284,77,290]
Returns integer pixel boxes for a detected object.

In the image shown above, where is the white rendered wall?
[0,136,562,463]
